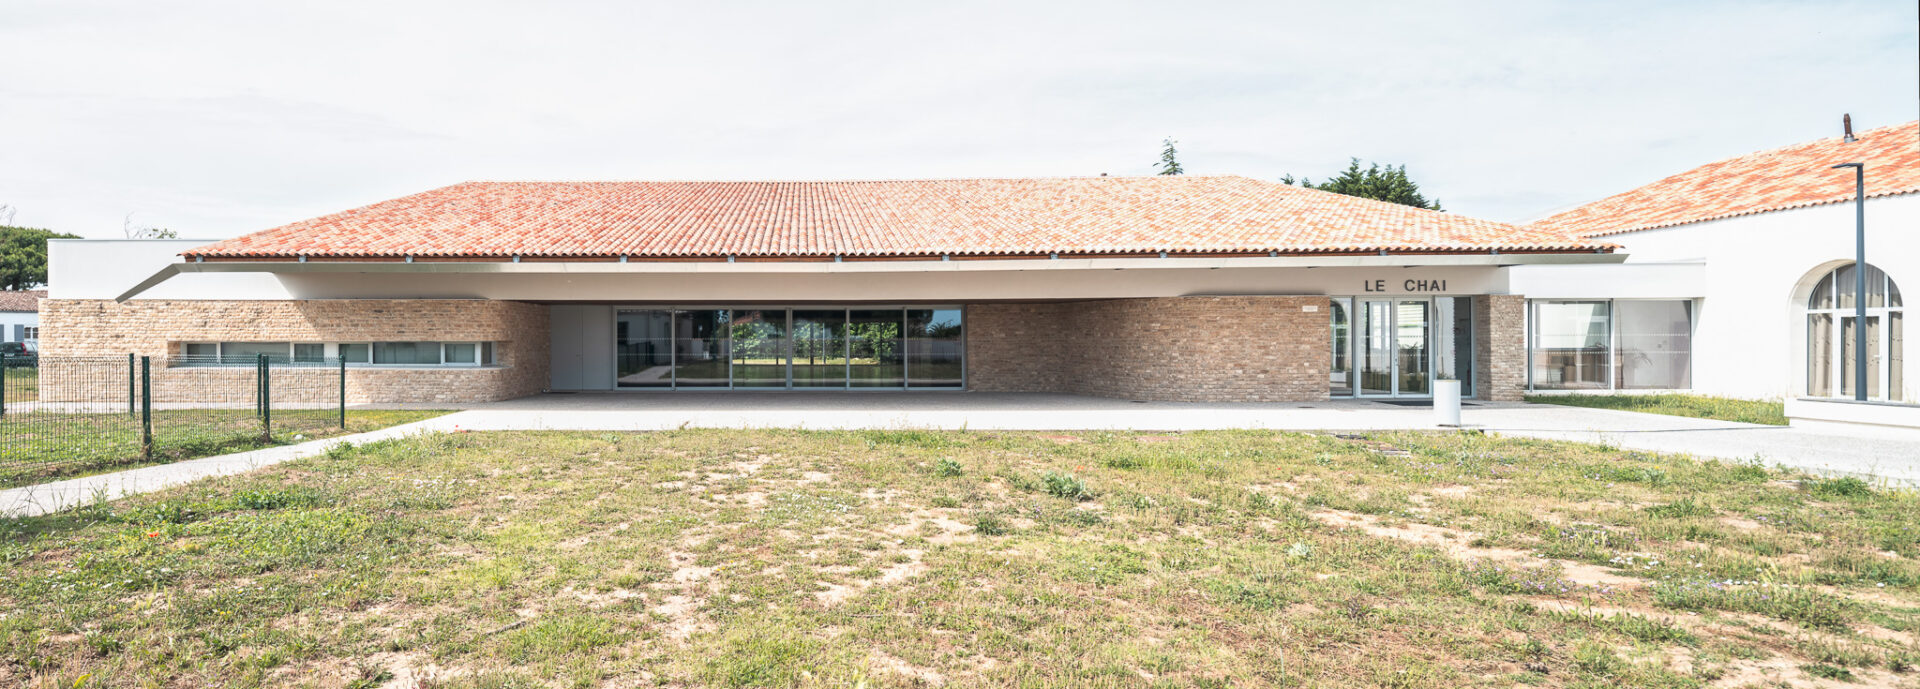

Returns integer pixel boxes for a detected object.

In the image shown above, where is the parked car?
[0,342,37,367]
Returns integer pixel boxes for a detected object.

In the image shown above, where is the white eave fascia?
[114,251,1626,302]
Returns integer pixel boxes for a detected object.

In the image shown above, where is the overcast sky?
[2,0,1914,239]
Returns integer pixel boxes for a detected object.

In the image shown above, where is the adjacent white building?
[1513,121,1917,434]
[0,290,46,350]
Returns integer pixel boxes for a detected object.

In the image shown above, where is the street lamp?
[1831,161,1866,401]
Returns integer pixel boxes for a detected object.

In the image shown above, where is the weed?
[1802,663,1855,681]
[1808,476,1874,499]
[933,457,963,477]
[1041,471,1091,500]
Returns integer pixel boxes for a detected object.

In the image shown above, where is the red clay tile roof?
[0,290,45,312]
[1531,122,1920,238]
[182,175,1609,260]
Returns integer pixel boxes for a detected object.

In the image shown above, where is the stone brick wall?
[968,296,1331,402]
[40,299,550,404]
[1473,294,1526,401]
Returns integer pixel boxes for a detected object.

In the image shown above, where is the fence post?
[1,353,8,418]
[338,356,347,429]
[128,352,136,416]
[140,356,152,460]
[258,354,272,442]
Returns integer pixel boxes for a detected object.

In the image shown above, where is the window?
[373,342,441,365]
[22,326,38,341]
[1528,300,1694,391]
[1806,263,1904,401]
[175,341,499,367]
[603,307,964,390]
[339,343,371,363]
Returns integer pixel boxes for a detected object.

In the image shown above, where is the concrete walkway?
[0,416,449,518]
[7,393,1916,517]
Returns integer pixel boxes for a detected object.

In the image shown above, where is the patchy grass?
[2,429,1917,688]
[1525,393,1788,425]
[0,409,447,488]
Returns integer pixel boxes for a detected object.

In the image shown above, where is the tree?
[123,213,178,239]
[1156,138,1184,176]
[1282,159,1442,211]
[0,225,81,290]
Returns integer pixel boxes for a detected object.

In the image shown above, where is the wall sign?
[1362,278,1449,293]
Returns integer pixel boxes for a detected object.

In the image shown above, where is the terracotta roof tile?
[1531,122,1920,238]
[0,290,45,312]
[183,176,1609,260]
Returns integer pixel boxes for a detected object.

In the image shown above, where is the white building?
[1514,121,1917,434]
[0,290,45,351]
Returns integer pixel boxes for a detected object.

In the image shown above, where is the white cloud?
[1,0,1912,237]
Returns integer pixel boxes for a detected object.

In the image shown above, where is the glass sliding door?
[1330,298,1353,397]
[673,309,730,388]
[906,308,964,388]
[848,309,906,388]
[730,310,788,388]
[616,309,674,388]
[1395,301,1431,396]
[791,310,848,388]
[1360,300,1394,396]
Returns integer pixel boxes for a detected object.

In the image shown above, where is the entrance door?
[1357,298,1434,397]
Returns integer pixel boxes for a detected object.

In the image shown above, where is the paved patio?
[5,393,1916,518]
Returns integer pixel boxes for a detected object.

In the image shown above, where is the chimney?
[1843,114,1857,143]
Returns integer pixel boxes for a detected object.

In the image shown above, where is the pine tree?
[1281,159,1441,211]
[1156,138,1184,176]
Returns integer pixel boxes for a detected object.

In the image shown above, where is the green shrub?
[1041,471,1091,501]
[1808,477,1873,499]
[933,458,963,477]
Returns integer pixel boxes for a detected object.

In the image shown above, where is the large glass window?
[906,309,964,388]
[1529,301,1612,390]
[672,310,730,388]
[1806,264,1904,402]
[791,310,848,388]
[602,307,964,390]
[731,310,789,388]
[848,309,905,388]
[1615,301,1692,389]
[1432,297,1473,397]
[617,309,673,388]
[1528,300,1695,392]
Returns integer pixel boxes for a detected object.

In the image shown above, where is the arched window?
[1806,263,1904,400]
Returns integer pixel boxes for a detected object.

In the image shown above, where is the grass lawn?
[3,430,1917,688]
[3,366,39,403]
[1525,393,1790,426]
[0,409,447,489]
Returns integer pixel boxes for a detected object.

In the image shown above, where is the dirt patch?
[1039,434,1081,444]
[1719,516,1765,531]
[814,549,929,608]
[871,652,945,685]
[1310,509,1644,589]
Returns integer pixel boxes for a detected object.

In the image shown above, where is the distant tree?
[0,225,81,290]
[1156,138,1184,176]
[1282,159,1442,211]
[123,213,178,239]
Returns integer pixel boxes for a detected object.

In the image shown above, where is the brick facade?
[968,296,1332,402]
[40,299,550,404]
[1472,294,1527,401]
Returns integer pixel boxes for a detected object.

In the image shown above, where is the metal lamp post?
[1831,161,1866,401]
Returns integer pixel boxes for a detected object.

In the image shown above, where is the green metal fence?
[0,354,346,487]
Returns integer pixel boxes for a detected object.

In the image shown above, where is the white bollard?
[1433,379,1462,427]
